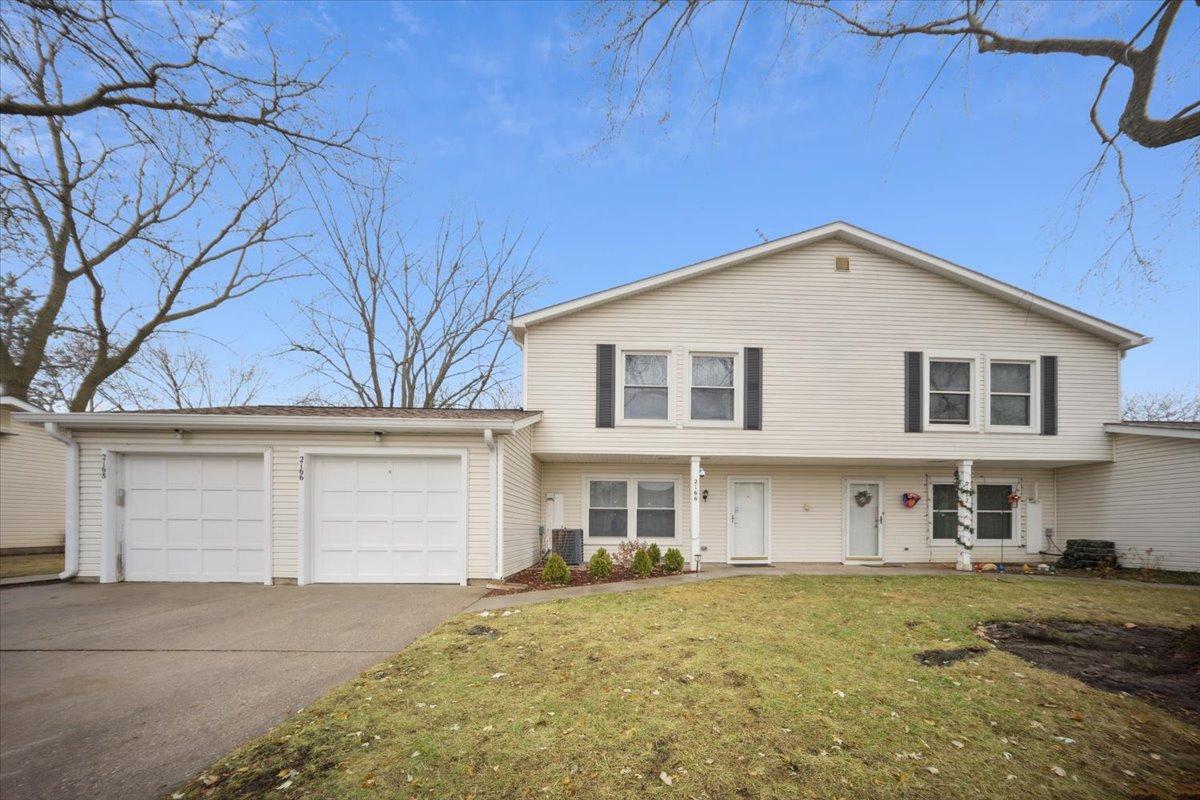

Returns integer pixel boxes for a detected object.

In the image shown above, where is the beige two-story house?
[16,222,1196,584]
[512,221,1159,571]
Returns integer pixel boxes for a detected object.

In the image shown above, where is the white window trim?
[984,354,1040,434]
[927,476,1022,547]
[616,348,675,427]
[582,474,683,542]
[686,349,742,427]
[923,351,979,432]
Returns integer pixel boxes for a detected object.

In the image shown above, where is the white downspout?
[690,456,702,573]
[44,422,79,581]
[484,429,499,581]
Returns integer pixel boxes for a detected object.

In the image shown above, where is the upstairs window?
[928,359,972,425]
[623,353,669,420]
[690,354,735,421]
[989,361,1033,428]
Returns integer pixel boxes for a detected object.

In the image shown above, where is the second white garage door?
[311,455,466,584]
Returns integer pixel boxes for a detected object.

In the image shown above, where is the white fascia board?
[12,411,542,434]
[1105,423,1200,440]
[0,395,43,413]
[508,221,1149,350]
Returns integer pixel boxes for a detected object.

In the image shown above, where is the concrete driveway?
[0,581,485,800]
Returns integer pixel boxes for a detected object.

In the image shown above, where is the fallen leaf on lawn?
[660,772,673,785]
[1123,622,1137,629]
[1051,766,1067,777]
[277,779,293,790]
[950,741,964,749]
[1122,769,1137,777]
[1131,713,1150,724]
[1067,712,1084,721]
[492,672,508,679]
[926,767,939,775]
[1053,736,1075,744]
[200,775,220,787]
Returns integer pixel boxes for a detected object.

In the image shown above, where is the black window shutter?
[904,352,923,432]
[744,347,763,430]
[1041,356,1058,435]
[596,344,615,428]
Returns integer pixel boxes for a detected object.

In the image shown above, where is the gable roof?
[509,221,1150,350]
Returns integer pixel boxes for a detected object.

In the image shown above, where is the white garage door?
[122,454,267,582]
[311,455,465,584]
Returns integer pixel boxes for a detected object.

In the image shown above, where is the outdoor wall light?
[702,489,709,502]
[373,430,384,443]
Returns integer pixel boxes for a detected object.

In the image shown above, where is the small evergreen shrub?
[588,547,614,579]
[542,553,570,585]
[631,547,653,577]
[663,547,685,574]
[647,542,662,566]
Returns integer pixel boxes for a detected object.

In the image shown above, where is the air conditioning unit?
[551,528,584,565]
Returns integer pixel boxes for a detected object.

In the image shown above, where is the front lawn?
[0,552,62,578]
[171,576,1200,799]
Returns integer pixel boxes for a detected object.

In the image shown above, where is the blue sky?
[195,0,1197,401]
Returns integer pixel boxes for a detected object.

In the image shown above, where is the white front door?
[729,479,769,562]
[311,455,465,584]
[122,454,267,582]
[845,480,883,560]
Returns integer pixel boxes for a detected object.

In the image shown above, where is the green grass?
[0,552,62,578]
[171,576,1200,799]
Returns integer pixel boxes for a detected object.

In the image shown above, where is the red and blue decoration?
[901,492,921,508]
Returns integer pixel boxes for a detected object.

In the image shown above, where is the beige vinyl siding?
[543,461,1054,566]
[1057,434,1200,572]
[0,406,66,551]
[525,239,1119,463]
[70,429,493,581]
[501,426,542,576]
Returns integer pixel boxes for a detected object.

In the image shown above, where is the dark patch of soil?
[486,562,689,596]
[980,620,1200,720]
[466,624,500,637]
[914,646,988,667]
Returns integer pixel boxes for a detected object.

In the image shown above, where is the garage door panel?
[122,454,266,583]
[427,460,460,490]
[236,489,265,517]
[426,491,460,517]
[312,455,465,584]
[392,520,426,547]
[391,490,425,516]
[356,520,390,547]
[165,519,200,546]
[201,519,236,547]
[166,458,202,486]
[165,489,200,516]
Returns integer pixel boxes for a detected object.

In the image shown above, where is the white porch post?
[690,456,702,572]
[956,459,974,571]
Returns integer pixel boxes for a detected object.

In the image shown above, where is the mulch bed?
[486,562,690,596]
[978,619,1200,720]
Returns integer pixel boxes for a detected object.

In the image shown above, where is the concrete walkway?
[0,582,485,800]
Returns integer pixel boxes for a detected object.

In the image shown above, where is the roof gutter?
[13,412,541,434]
[41,422,79,582]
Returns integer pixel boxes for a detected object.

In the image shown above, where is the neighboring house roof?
[509,221,1150,350]
[14,405,542,433]
[1105,421,1200,440]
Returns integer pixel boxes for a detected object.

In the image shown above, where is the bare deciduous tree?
[0,0,366,410]
[1122,389,1200,422]
[585,0,1198,282]
[287,164,544,409]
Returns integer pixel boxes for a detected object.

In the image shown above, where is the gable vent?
[834,256,850,272]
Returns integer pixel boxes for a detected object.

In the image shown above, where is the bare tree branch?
[287,162,546,409]
[0,0,366,409]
